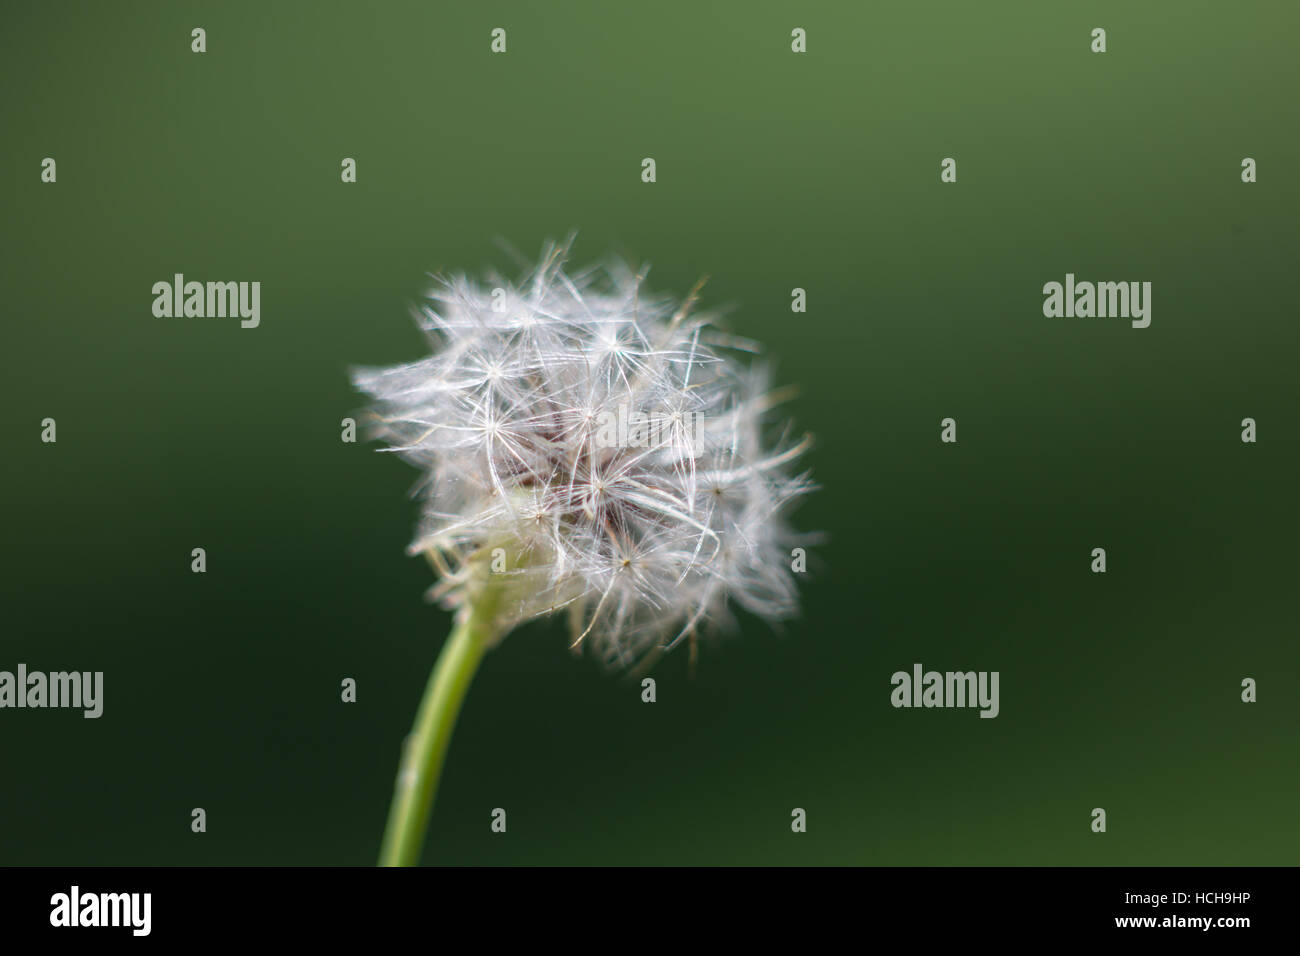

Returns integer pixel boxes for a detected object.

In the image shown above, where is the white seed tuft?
[353,239,815,670]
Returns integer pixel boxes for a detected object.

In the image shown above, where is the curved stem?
[378,607,492,867]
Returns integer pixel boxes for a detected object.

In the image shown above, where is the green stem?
[378,601,495,867]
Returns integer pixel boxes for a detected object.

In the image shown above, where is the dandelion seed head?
[352,239,815,670]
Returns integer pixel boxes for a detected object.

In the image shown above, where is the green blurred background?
[2,0,1296,865]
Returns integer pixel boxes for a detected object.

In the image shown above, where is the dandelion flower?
[355,239,814,865]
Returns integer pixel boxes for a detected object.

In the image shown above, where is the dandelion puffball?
[352,241,814,670]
